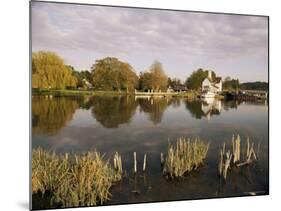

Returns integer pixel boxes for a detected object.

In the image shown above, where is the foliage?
[67,65,92,88]
[222,77,240,90]
[167,77,184,88]
[240,82,268,91]
[32,51,77,89]
[163,137,210,178]
[185,68,216,90]
[32,148,122,208]
[139,61,168,91]
[91,57,138,92]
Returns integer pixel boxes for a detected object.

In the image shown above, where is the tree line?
[32,51,266,92]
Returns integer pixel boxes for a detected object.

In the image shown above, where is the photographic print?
[30,1,269,210]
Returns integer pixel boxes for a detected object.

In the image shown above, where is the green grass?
[32,148,122,207]
[163,137,210,179]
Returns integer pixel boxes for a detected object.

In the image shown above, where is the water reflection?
[137,97,171,125]
[32,95,268,204]
[91,96,137,128]
[32,96,80,134]
[201,98,221,120]
[32,96,267,134]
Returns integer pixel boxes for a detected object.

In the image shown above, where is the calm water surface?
[32,95,269,206]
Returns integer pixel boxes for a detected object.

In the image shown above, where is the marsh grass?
[32,148,122,208]
[163,137,210,179]
[219,135,258,180]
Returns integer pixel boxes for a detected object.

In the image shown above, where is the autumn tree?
[32,51,77,89]
[91,57,138,92]
[139,61,168,91]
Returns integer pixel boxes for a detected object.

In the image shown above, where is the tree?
[139,61,168,91]
[149,61,168,91]
[168,77,182,88]
[240,82,268,91]
[222,77,240,90]
[91,57,138,92]
[185,68,216,90]
[32,51,77,89]
[70,67,92,88]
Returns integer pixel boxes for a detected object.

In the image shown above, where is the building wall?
[202,78,211,90]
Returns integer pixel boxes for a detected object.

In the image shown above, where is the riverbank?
[32,89,199,98]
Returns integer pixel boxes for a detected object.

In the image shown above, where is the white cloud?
[31,2,268,82]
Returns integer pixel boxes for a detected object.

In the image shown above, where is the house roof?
[213,77,222,83]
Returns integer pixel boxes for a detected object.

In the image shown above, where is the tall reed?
[32,148,122,207]
[163,137,210,178]
[218,135,258,180]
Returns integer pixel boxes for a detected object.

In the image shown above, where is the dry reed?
[218,135,258,179]
[163,137,210,178]
[32,148,122,207]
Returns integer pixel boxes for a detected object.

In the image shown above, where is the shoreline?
[32,89,199,98]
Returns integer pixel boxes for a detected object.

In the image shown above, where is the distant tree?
[223,77,240,90]
[240,82,268,91]
[149,61,168,91]
[185,68,206,90]
[139,71,153,91]
[167,77,173,87]
[70,67,92,88]
[91,57,138,92]
[32,51,78,89]
[139,61,168,91]
[185,68,217,90]
[168,77,182,88]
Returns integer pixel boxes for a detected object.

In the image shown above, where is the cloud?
[31,2,268,82]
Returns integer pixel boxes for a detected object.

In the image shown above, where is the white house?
[82,78,93,88]
[202,70,222,93]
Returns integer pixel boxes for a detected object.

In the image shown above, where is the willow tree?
[91,57,138,92]
[32,51,77,89]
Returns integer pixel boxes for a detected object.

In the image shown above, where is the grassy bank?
[32,148,122,208]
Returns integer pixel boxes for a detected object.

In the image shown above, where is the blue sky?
[31,2,268,82]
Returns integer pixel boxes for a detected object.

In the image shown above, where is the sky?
[31,2,268,83]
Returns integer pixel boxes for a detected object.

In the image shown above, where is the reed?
[113,152,123,174]
[163,137,210,178]
[143,153,147,172]
[133,152,137,174]
[218,135,258,179]
[160,152,164,166]
[32,148,122,207]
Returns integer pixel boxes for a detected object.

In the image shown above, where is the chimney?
[208,70,212,80]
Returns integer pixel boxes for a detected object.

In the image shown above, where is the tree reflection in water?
[137,97,171,125]
[32,96,81,134]
[33,95,245,133]
[91,95,137,128]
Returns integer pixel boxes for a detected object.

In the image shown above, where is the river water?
[32,95,269,206]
